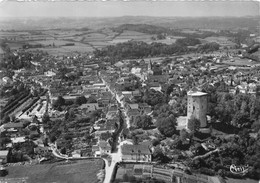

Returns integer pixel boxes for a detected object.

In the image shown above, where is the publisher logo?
[229,164,249,175]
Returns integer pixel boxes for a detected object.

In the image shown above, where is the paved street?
[102,77,131,183]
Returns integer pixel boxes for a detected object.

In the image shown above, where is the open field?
[146,36,185,45]
[113,30,153,43]
[2,29,242,56]
[181,29,202,34]
[222,57,258,66]
[176,116,187,130]
[1,29,186,55]
[108,39,131,44]
[225,178,258,183]
[1,159,104,183]
[83,33,109,41]
[29,40,72,46]
[27,46,94,55]
[7,42,25,50]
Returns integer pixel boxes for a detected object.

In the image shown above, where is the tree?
[2,115,10,124]
[180,129,190,143]
[122,128,130,139]
[0,137,11,147]
[49,134,56,143]
[53,96,65,108]
[0,169,8,177]
[232,112,250,128]
[187,116,200,133]
[75,95,87,105]
[143,89,165,107]
[156,114,177,137]
[152,146,170,163]
[87,96,97,103]
[60,147,66,154]
[176,37,201,46]
[100,131,111,141]
[65,108,76,120]
[132,135,139,145]
[42,113,50,124]
[252,119,260,133]
[152,139,160,146]
[136,115,153,129]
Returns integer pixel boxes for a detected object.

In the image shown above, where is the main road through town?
[102,77,131,183]
[48,77,130,183]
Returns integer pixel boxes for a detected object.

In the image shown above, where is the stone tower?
[187,91,208,128]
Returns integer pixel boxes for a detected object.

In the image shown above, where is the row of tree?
[94,40,220,62]
[52,95,97,110]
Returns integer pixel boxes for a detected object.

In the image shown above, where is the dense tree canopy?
[143,88,166,107]
[135,115,153,129]
[175,37,201,46]
[187,116,201,133]
[53,96,65,108]
[156,114,177,137]
[75,95,87,105]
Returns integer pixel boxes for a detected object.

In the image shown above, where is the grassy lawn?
[1,159,104,183]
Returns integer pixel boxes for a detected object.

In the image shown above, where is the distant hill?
[111,24,230,39]
[112,24,169,35]
[0,16,259,31]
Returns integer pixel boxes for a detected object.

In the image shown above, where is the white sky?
[0,1,259,18]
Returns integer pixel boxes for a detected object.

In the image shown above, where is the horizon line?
[0,15,259,19]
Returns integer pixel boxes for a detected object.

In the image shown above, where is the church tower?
[147,59,153,75]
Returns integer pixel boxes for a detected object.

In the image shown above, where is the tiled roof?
[121,144,151,155]
[0,150,9,157]
[4,122,24,129]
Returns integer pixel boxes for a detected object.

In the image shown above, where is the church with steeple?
[147,59,154,75]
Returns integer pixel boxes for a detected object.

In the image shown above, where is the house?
[99,141,111,154]
[11,136,26,144]
[122,91,133,98]
[127,103,139,110]
[97,96,111,107]
[3,122,24,130]
[3,122,25,135]
[72,150,82,158]
[44,70,56,77]
[106,105,118,119]
[106,111,118,120]
[0,150,8,164]
[121,144,151,162]
[138,103,152,115]
[127,108,141,124]
[147,74,168,84]
[147,82,162,92]
[132,90,141,97]
[79,103,99,113]
[92,145,100,157]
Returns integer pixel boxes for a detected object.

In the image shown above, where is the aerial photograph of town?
[0,0,259,183]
